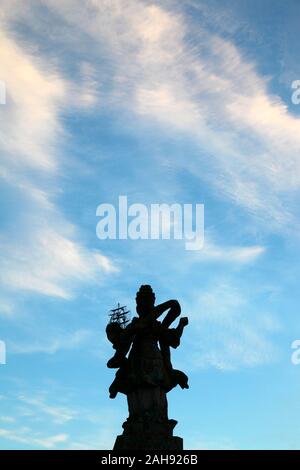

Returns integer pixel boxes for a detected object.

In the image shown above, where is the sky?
[1,0,300,450]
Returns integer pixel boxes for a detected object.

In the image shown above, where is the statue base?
[113,388,183,450]
[113,418,183,450]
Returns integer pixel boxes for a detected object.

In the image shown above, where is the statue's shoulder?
[125,316,139,330]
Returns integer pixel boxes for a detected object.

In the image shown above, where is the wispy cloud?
[0,0,297,451]
[0,416,16,424]
[0,22,118,302]
[0,297,15,316]
[0,29,65,172]
[196,240,266,263]
[0,227,118,300]
[1,0,294,307]
[17,395,76,424]
[32,0,300,232]
[0,427,68,449]
[10,329,93,355]
[186,281,281,370]
[0,388,124,450]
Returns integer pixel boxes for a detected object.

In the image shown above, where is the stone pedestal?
[113,387,183,450]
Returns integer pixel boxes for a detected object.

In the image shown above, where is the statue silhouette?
[106,285,189,450]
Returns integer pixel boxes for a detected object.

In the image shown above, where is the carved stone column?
[113,387,183,450]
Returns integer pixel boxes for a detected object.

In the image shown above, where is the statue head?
[136,285,155,317]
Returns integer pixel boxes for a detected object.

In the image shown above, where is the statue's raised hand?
[179,317,188,327]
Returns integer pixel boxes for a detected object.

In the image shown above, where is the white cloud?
[0,297,15,316]
[66,406,125,449]
[0,416,16,424]
[10,329,93,355]
[33,0,300,231]
[0,29,65,172]
[196,240,266,263]
[0,0,298,248]
[76,62,99,108]
[0,226,117,299]
[186,281,280,370]
[17,395,76,424]
[67,429,116,450]
[0,24,118,301]
[0,427,68,449]
[35,433,68,448]
[130,12,300,227]
[1,0,296,295]
[0,388,124,450]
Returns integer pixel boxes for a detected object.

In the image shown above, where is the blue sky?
[1,0,300,450]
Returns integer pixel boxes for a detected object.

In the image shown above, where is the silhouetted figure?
[106,285,189,450]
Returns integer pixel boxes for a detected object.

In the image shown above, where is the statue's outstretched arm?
[153,299,181,327]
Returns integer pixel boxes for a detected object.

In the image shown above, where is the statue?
[106,285,189,450]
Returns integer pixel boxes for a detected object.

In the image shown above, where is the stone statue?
[106,285,189,450]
